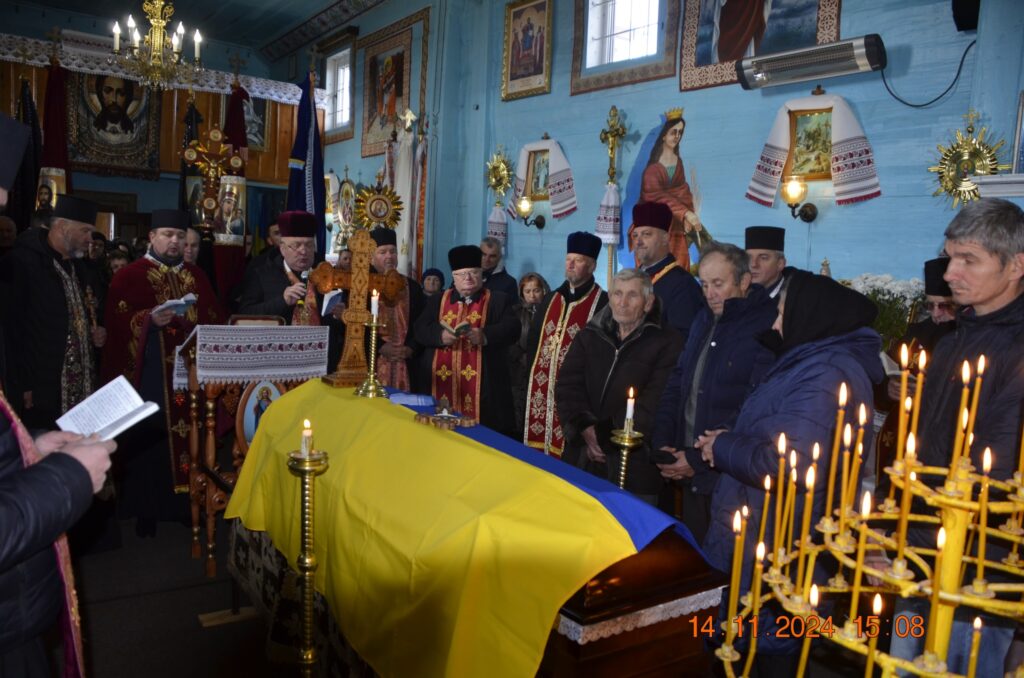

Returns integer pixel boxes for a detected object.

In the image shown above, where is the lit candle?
[132,28,140,49]
[975,448,992,586]
[925,526,946,653]
[194,29,202,61]
[796,584,819,676]
[625,387,635,423]
[966,616,982,678]
[848,491,872,621]
[964,355,986,457]
[853,403,867,469]
[846,442,864,522]
[112,21,121,52]
[838,423,853,535]
[127,14,135,31]
[951,361,972,469]
[757,475,771,551]
[784,467,797,575]
[910,350,928,441]
[371,288,380,319]
[741,542,766,678]
[897,434,917,561]
[826,385,848,522]
[176,21,185,37]
[300,418,312,457]
[811,443,820,501]
[864,594,883,677]
[895,343,910,463]
[773,433,787,564]
[724,509,746,646]
[795,465,816,595]
[171,32,180,53]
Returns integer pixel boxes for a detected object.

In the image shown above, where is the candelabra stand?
[354,319,388,398]
[287,449,329,678]
[609,421,642,490]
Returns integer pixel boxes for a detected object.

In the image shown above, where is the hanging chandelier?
[109,0,202,90]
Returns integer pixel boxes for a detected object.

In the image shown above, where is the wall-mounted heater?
[736,34,887,90]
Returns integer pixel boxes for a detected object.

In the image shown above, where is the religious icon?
[365,38,408,149]
[35,179,56,210]
[502,0,552,101]
[87,74,143,143]
[213,175,246,243]
[786,109,832,180]
[525,149,550,201]
[237,380,285,453]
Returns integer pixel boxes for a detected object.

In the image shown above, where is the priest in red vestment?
[101,210,222,530]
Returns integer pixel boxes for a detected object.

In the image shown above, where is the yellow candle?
[838,424,853,535]
[848,491,872,620]
[951,361,972,468]
[757,475,771,551]
[976,448,992,585]
[910,350,927,441]
[864,594,883,677]
[784,466,798,574]
[846,442,864,521]
[925,527,946,653]
[301,418,313,457]
[796,584,818,676]
[1017,416,1024,480]
[725,510,746,645]
[966,616,982,678]
[796,466,816,595]
[774,434,787,565]
[826,384,848,521]
[853,403,867,469]
[896,434,916,560]
[741,543,766,678]
[895,344,910,462]
[964,355,986,458]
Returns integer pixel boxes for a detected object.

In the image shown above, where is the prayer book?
[56,376,159,441]
[151,293,197,316]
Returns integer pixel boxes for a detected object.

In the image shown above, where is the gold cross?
[962,108,979,130]
[599,105,627,184]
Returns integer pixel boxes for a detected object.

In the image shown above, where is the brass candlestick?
[610,420,643,489]
[354,319,388,398]
[287,449,329,678]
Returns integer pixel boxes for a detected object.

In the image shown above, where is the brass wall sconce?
[515,196,546,230]
[782,177,818,223]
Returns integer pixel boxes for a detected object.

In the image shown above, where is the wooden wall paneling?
[1,62,47,119]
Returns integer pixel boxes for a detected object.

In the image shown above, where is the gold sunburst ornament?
[928,109,1011,207]
[485,148,513,206]
[354,177,403,230]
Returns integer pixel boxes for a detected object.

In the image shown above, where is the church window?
[325,46,353,133]
[585,0,661,68]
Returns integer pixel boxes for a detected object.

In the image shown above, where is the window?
[585,0,660,69]
[325,46,352,133]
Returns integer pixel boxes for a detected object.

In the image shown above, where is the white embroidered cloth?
[746,94,880,207]
[173,325,330,389]
[508,139,577,219]
[486,204,508,245]
[595,182,621,245]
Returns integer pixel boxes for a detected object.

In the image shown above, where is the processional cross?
[182,126,244,225]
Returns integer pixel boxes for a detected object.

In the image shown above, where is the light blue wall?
[320,0,1024,290]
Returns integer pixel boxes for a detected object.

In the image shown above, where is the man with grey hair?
[889,197,1024,675]
[479,236,518,300]
[555,268,682,500]
[651,241,777,539]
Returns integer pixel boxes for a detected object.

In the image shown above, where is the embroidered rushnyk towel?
[508,139,578,219]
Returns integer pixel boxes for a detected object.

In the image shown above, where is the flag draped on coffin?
[287,73,326,254]
[10,80,41,232]
[40,61,70,195]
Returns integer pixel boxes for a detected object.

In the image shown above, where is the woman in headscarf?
[696,270,883,675]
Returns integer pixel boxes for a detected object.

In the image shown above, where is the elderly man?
[632,202,705,342]
[368,228,424,391]
[652,241,777,540]
[414,245,519,436]
[524,231,607,457]
[745,226,790,301]
[555,269,682,502]
[889,198,1024,675]
[237,211,323,325]
[183,227,201,265]
[2,195,108,428]
[480,236,518,300]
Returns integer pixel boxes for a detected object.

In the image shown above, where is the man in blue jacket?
[652,241,777,540]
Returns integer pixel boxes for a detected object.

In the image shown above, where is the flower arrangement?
[844,274,926,350]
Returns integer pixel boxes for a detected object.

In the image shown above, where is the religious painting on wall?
[236,380,286,454]
[785,109,833,181]
[213,175,246,244]
[220,94,270,152]
[35,169,64,210]
[525,149,550,201]
[501,0,552,101]
[66,71,162,178]
[680,0,840,91]
[184,176,204,227]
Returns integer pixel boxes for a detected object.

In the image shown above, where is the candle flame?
[973,616,982,631]
[764,475,771,491]
[962,360,971,384]
[977,355,986,376]
[962,407,970,430]
[789,450,797,469]
[372,288,379,297]
[900,343,909,369]
[906,432,916,457]
[861,490,872,516]
[303,418,311,429]
[809,584,819,607]
[806,466,815,489]
[113,21,121,33]
[983,448,992,474]
[856,442,863,458]
[937,527,946,549]
[791,468,797,483]
[756,542,765,561]
[733,511,741,533]
[742,505,749,518]
[910,471,917,482]
[904,396,913,413]
[968,432,975,448]
[859,403,867,425]
[843,423,852,448]
[812,442,820,461]
[839,382,848,407]
[873,593,883,615]
[778,433,787,455]
[919,350,927,371]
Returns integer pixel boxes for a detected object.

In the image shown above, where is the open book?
[152,293,197,316]
[56,376,159,441]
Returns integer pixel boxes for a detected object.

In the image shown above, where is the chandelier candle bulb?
[112,21,121,52]
[301,419,313,458]
[966,617,982,678]
[774,434,787,560]
[864,594,883,677]
[795,466,816,595]
[194,29,202,61]
[925,527,946,653]
[741,543,767,678]
[975,448,992,586]
[964,355,986,457]
[826,385,848,521]
[171,32,179,53]
[951,361,972,469]
[132,28,140,49]
[176,21,184,36]
[911,350,927,440]
[848,491,872,620]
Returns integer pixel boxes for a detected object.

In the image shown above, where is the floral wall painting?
[502,0,553,101]
[785,109,833,181]
[681,0,840,91]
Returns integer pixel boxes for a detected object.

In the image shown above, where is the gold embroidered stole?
[284,268,320,326]
[431,289,490,420]
[524,284,603,456]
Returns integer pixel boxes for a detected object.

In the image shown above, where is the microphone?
[296,270,309,307]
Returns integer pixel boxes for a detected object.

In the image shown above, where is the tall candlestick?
[951,361,972,469]
[925,527,946,653]
[838,423,853,535]
[113,21,121,52]
[795,466,816,595]
[966,617,982,678]
[757,475,771,551]
[975,448,992,587]
[625,386,635,422]
[724,510,746,646]
[910,350,928,441]
[864,594,883,677]
[370,288,380,319]
[300,418,313,457]
[848,491,872,620]
[741,542,766,678]
[773,434,786,565]
[896,434,917,561]
[964,355,986,458]
[826,385,848,523]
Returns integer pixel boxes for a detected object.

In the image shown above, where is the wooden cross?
[311,229,407,387]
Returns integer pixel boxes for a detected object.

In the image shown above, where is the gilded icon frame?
[501,0,553,101]
[784,108,833,182]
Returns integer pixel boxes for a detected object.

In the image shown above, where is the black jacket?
[483,267,518,301]
[555,301,683,495]
[643,255,706,343]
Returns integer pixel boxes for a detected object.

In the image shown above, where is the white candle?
[132,28,140,49]
[625,387,635,422]
[171,32,180,53]
[301,418,312,457]
[371,289,380,319]
[112,21,121,52]
[193,29,202,61]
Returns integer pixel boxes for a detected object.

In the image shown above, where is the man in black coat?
[745,225,792,302]
[651,242,777,540]
[1,196,107,428]
[414,245,520,436]
[480,236,519,300]
[631,202,705,343]
[555,268,682,502]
